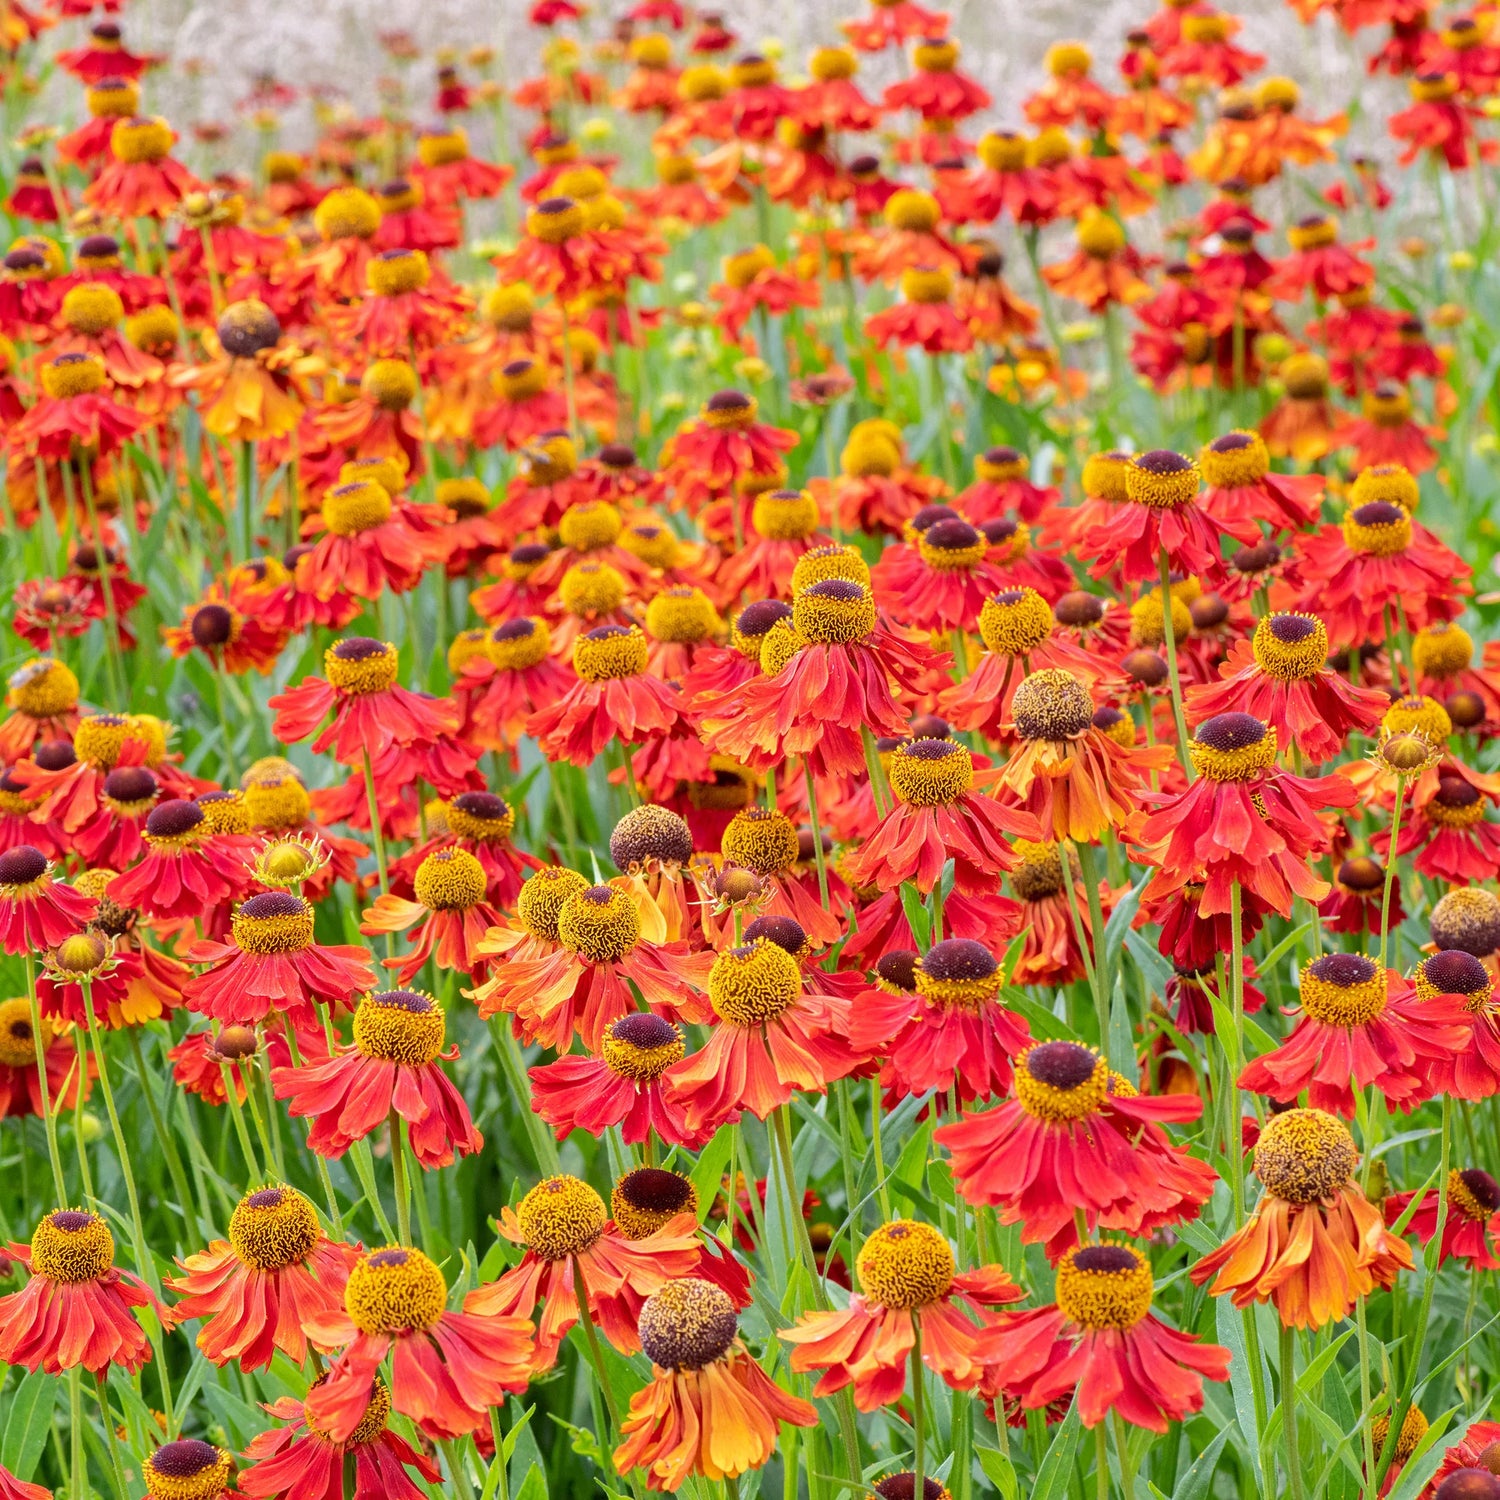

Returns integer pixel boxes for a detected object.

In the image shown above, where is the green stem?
[912,1315,926,1500]
[871,1077,893,1221]
[1158,549,1193,777]
[25,954,67,1203]
[1379,779,1407,972]
[390,1106,412,1244]
[803,759,831,910]
[1281,1323,1305,1500]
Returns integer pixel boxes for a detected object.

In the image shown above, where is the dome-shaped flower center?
[1299,952,1387,1026]
[1010,840,1065,901]
[102,764,158,815]
[314,186,381,241]
[557,885,640,961]
[1232,541,1282,578]
[1129,589,1192,650]
[446,791,515,844]
[504,860,583,935]
[792,579,877,645]
[1413,620,1473,679]
[978,588,1053,656]
[1125,449,1199,509]
[144,798,206,848]
[1450,1168,1500,1223]
[1251,613,1328,681]
[244,775,311,830]
[1012,668,1093,741]
[31,1208,115,1283]
[1343,501,1411,557]
[1054,1243,1153,1330]
[646,588,719,645]
[324,638,399,694]
[1429,776,1487,829]
[322,480,394,538]
[345,1246,446,1335]
[142,1440,232,1500]
[887,738,973,807]
[1014,1041,1107,1122]
[752,488,819,541]
[874,949,919,994]
[0,844,51,892]
[610,804,694,872]
[217,298,281,358]
[353,989,446,1065]
[743,914,809,961]
[856,1220,954,1309]
[611,1167,698,1240]
[558,500,622,553]
[1431,887,1500,957]
[306,1375,392,1447]
[638,1277,739,1369]
[701,387,756,429]
[361,358,419,412]
[600,1012,684,1083]
[1199,429,1270,488]
[1254,1107,1358,1202]
[0,998,47,1067]
[232,891,315,955]
[759,618,810,676]
[732,600,793,659]
[1080,452,1131,504]
[721,807,799,875]
[872,1475,952,1500]
[917,518,986,571]
[8,658,79,718]
[791,543,870,593]
[367,248,429,297]
[1371,1405,1429,1464]
[74,712,142,772]
[413,848,486,911]
[484,616,550,672]
[1190,712,1276,781]
[1384,694,1452,743]
[228,1185,321,1272]
[573,624,646,682]
[1093,706,1135,747]
[1336,856,1385,893]
[709,939,802,1026]
[516,1174,608,1260]
[1413,951,1493,1013]
[915,938,1000,1010]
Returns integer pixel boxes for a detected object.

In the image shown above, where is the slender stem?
[571,1258,624,1459]
[1281,1323,1305,1500]
[70,1366,84,1500]
[912,1315,926,1500]
[81,981,157,1291]
[1228,882,1247,1226]
[124,1029,203,1243]
[803,759,831,909]
[1112,1412,1136,1500]
[1379,778,1407,971]
[871,1077,893,1221]
[72,1033,94,1200]
[773,1105,825,1307]
[1357,1295,1377,1500]
[25,955,67,1203]
[362,746,392,897]
[1076,841,1112,1055]
[1158,549,1192,776]
[390,1106,412,1244]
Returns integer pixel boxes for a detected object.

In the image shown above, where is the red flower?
[273,989,482,1167]
[935,1041,1215,1257]
[469,1175,702,1371]
[166,1185,356,1371]
[1238,954,1470,1117]
[84,117,201,220]
[658,391,798,516]
[666,939,870,1132]
[0,996,89,1118]
[0,846,95,954]
[239,1382,443,1500]
[0,1209,172,1376]
[1386,1167,1500,1271]
[530,1012,713,1149]
[883,37,991,121]
[989,1242,1229,1431]
[9,353,145,460]
[270,638,461,769]
[360,850,505,985]
[471,883,712,1052]
[105,799,249,923]
[183,891,376,1029]
[782,1220,1021,1408]
[1141,713,1355,918]
[1185,615,1388,765]
[293,483,445,604]
[303,1246,533,1441]
[849,939,1030,1105]
[1196,429,1325,532]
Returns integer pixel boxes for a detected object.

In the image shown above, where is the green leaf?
[1169,1428,1229,1500]
[0,1370,56,1481]
[1215,1297,1263,1485]
[899,883,931,952]
[514,1461,548,1500]
[1031,1402,1082,1500]
[975,1445,1018,1500]
[548,1414,602,1461]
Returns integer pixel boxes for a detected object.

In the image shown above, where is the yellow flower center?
[1371,1406,1428,1464]
[721,807,799,874]
[61,281,123,336]
[883,188,940,233]
[361,358,419,412]
[1431,887,1500,954]
[646,588,719,645]
[887,738,973,806]
[8,658,79,719]
[1012,668,1094,742]
[367,249,429,297]
[1343,501,1411,557]
[516,1174,607,1259]
[1448,1168,1500,1223]
[314,186,382,242]
[1413,621,1473,679]
[559,561,627,617]
[1349,463,1419,512]
[228,1185,321,1272]
[446,792,515,844]
[709,938,802,1026]
[1014,1042,1108,1122]
[321,480,393,538]
[1299,952,1387,1026]
[142,1442,232,1500]
[345,1246,446,1334]
[1054,1243,1153,1331]
[232,892,315,955]
[1189,713,1277,781]
[1254,1107,1359,1203]
[1252,614,1328,681]
[611,1167,697,1240]
[110,116,173,164]
[1125,449,1199,509]
[518,866,590,941]
[487,618,552,672]
[413,848,486,911]
[1413,950,1493,1007]
[752,488,819,542]
[354,989,446,1065]
[1383,694,1451,743]
[417,128,468,167]
[979,588,1054,656]
[527,196,585,244]
[1199,430,1270,488]
[601,1012,685,1083]
[244,775,311,831]
[1010,840,1065,901]
[557,885,640,961]
[856,1220,955,1309]
[573,624,648,682]
[791,544,870,592]
[31,1209,115,1283]
[914,938,1001,1009]
[324,638,400,694]
[41,352,106,399]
